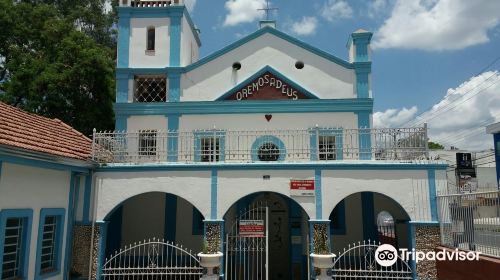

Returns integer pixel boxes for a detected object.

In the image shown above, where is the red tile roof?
[0,102,92,160]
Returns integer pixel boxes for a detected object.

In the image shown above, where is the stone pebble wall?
[71,225,101,280]
[415,225,441,280]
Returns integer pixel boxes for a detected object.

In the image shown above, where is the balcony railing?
[91,127,429,164]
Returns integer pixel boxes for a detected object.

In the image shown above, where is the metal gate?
[101,237,202,279]
[332,240,413,279]
[225,204,269,280]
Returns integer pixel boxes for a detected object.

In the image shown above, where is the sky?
[184,0,500,151]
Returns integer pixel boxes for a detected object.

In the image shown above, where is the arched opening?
[103,191,205,258]
[223,192,310,280]
[328,191,411,253]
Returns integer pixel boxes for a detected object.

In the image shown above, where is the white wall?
[179,113,356,131]
[217,170,316,218]
[129,18,171,68]
[0,163,71,280]
[95,171,211,221]
[322,170,432,221]
[127,115,168,132]
[180,16,199,66]
[181,33,355,101]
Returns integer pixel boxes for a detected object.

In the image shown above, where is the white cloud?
[184,0,197,12]
[290,16,318,36]
[320,0,353,22]
[368,0,391,18]
[374,71,500,150]
[223,0,266,27]
[373,0,500,50]
[373,106,418,128]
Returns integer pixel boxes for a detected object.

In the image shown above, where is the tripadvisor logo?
[375,244,481,267]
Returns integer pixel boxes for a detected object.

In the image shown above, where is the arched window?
[147,27,155,51]
[258,142,280,161]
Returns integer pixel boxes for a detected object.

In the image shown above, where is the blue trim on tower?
[35,208,66,280]
[117,13,131,68]
[251,135,286,162]
[169,14,182,67]
[0,209,33,280]
[168,72,181,102]
[167,114,180,162]
[215,66,320,101]
[116,73,130,103]
[115,115,128,132]
[427,169,438,221]
[355,62,371,98]
[185,26,353,72]
[315,170,322,219]
[114,98,374,116]
[211,169,218,219]
[164,194,177,242]
[182,9,201,46]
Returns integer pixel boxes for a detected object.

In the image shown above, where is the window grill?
[258,143,280,161]
[134,76,167,102]
[139,130,158,156]
[40,216,57,273]
[2,218,24,280]
[318,135,336,160]
[200,137,220,162]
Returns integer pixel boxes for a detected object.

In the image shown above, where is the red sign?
[239,220,265,237]
[290,180,315,196]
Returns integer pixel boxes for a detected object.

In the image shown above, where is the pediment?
[217,66,319,101]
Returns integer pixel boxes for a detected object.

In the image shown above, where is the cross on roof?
[257,0,278,21]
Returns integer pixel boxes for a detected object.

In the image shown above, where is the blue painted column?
[116,72,129,103]
[315,169,323,219]
[168,72,181,102]
[115,114,128,132]
[95,221,109,280]
[354,62,371,98]
[169,12,182,67]
[167,114,180,162]
[356,112,372,160]
[117,10,131,68]
[82,173,92,224]
[427,170,438,221]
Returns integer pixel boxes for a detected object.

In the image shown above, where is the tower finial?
[257,0,278,28]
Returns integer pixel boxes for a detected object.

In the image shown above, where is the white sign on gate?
[239,220,265,237]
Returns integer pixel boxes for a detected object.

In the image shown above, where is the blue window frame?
[251,135,286,162]
[0,209,33,280]
[309,128,344,160]
[194,130,226,162]
[35,208,65,279]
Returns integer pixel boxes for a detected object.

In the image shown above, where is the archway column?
[202,219,224,278]
[309,219,332,279]
[94,221,109,280]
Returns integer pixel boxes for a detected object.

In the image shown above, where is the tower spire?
[258,0,278,28]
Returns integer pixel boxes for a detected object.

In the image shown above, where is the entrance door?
[254,194,290,280]
[226,203,269,280]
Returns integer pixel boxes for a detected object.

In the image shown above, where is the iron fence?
[437,190,500,258]
[92,127,429,164]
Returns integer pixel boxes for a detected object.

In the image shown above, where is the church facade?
[0,1,449,280]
